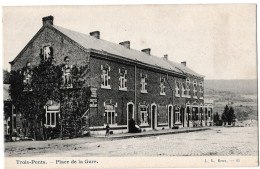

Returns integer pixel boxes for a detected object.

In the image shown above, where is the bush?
[216,120,223,126]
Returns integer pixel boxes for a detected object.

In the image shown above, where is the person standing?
[105,123,110,137]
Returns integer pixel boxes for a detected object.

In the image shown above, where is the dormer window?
[193,80,198,98]
[140,73,147,93]
[175,81,180,97]
[186,78,191,97]
[101,64,111,89]
[119,68,127,91]
[160,77,166,95]
[199,82,204,99]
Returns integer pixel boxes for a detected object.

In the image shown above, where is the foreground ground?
[5,126,258,157]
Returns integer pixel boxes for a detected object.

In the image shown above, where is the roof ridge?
[52,25,203,78]
[53,25,165,59]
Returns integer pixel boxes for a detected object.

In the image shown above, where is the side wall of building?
[11,27,90,71]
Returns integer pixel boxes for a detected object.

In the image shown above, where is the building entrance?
[152,105,156,129]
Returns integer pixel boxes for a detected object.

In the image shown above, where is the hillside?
[204,79,257,95]
[204,79,257,121]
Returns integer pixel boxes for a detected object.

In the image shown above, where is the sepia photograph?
[2,4,258,168]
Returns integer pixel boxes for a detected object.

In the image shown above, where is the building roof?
[52,25,203,78]
[167,61,204,77]
[3,84,11,101]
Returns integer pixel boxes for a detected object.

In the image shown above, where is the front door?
[187,107,190,127]
[168,106,172,128]
[152,105,156,129]
[127,103,134,132]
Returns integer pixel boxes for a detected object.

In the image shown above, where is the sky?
[2,4,257,79]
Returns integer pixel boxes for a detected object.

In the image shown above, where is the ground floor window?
[105,111,116,125]
[175,108,180,123]
[140,106,148,125]
[208,109,212,120]
[46,111,59,127]
[45,100,60,128]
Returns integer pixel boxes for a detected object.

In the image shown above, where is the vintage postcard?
[2,4,258,169]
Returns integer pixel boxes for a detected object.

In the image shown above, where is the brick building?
[9,16,213,135]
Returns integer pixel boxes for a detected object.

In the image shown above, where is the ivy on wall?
[9,59,91,140]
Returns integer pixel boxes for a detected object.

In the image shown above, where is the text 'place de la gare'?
[5,16,214,138]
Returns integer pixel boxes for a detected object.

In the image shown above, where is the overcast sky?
[3,5,257,79]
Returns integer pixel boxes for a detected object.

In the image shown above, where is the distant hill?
[204,79,257,121]
[204,79,257,95]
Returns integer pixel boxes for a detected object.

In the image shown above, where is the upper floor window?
[61,56,73,88]
[181,82,186,97]
[160,77,166,95]
[119,68,127,91]
[199,82,204,99]
[23,62,33,92]
[101,64,111,89]
[140,73,147,93]
[186,78,191,97]
[193,80,198,98]
[41,44,53,62]
[175,81,180,97]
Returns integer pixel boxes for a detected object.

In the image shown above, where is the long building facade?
[9,16,213,136]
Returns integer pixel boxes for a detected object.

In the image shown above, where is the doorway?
[127,103,134,120]
[187,107,190,127]
[168,106,172,128]
[127,102,134,132]
[151,105,156,129]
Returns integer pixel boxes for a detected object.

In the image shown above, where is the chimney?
[119,41,130,49]
[181,61,186,66]
[141,48,151,55]
[163,54,168,60]
[42,16,54,26]
[90,31,100,39]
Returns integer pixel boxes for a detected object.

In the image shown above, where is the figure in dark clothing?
[105,123,110,137]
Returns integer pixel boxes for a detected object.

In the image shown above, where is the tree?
[221,105,229,122]
[3,69,10,84]
[227,107,236,122]
[213,112,220,122]
[221,105,236,123]
[9,59,91,140]
[236,111,249,121]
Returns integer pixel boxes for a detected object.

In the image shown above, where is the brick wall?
[10,25,205,130]
[11,26,90,71]
[88,55,193,128]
